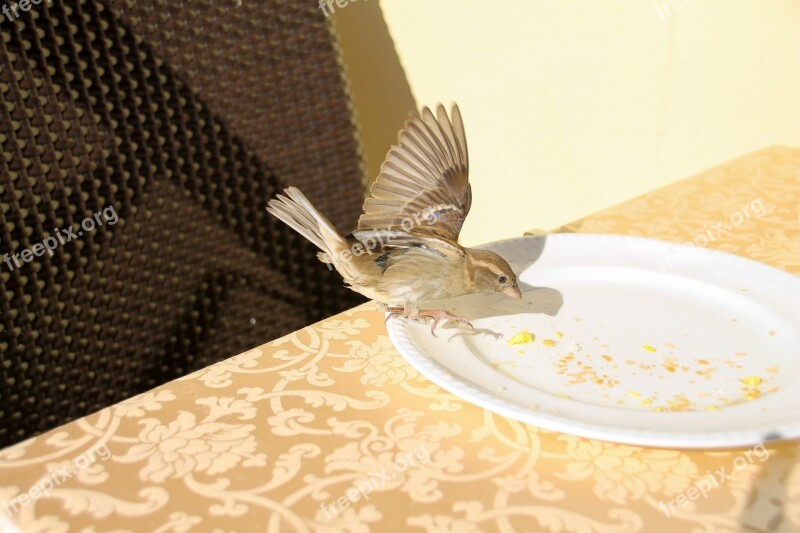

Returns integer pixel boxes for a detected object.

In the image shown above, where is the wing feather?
[357,103,470,241]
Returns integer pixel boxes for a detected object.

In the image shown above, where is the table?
[1,146,799,532]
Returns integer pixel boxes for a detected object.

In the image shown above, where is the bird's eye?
[498,275,507,284]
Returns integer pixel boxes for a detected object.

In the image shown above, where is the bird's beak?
[503,284,522,299]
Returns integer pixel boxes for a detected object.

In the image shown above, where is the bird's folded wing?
[358,104,471,242]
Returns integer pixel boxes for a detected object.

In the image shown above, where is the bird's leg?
[384,305,474,337]
[384,302,431,326]
[384,305,406,323]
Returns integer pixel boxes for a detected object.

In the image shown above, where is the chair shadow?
[331,2,418,186]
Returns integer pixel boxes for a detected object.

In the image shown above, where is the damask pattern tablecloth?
[1,146,799,532]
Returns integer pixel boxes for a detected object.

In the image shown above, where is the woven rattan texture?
[0,0,365,448]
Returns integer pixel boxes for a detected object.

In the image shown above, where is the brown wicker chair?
[0,0,366,448]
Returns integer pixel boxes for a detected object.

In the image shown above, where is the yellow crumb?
[697,359,709,365]
[742,388,761,400]
[769,330,776,336]
[555,331,563,339]
[542,339,557,347]
[517,350,524,355]
[661,357,679,373]
[602,355,613,362]
[508,330,535,346]
[643,345,657,352]
[641,398,652,405]
[627,391,641,398]
[696,366,716,379]
[765,365,780,374]
[667,394,692,412]
[706,406,720,411]
[739,376,762,387]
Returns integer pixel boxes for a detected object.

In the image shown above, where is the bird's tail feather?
[266,187,347,265]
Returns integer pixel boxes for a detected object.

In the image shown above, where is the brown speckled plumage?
[268,104,521,329]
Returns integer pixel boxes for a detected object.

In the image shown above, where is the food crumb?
[555,331,563,339]
[706,406,720,411]
[769,330,776,337]
[641,398,652,405]
[509,330,535,346]
[740,376,762,387]
[662,357,679,373]
[643,344,657,352]
[743,390,761,401]
[667,394,692,412]
[627,391,641,398]
[602,355,613,362]
[542,339,557,347]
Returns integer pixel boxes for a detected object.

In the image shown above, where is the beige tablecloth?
[1,146,799,532]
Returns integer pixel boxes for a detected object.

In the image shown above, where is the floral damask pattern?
[1,147,799,531]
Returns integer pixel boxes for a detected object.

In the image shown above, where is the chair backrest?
[0,0,366,448]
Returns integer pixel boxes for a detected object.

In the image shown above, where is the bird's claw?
[384,307,474,336]
[418,309,474,337]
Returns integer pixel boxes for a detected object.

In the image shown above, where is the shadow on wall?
[332,0,416,189]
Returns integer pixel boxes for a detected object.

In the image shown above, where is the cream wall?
[336,0,800,246]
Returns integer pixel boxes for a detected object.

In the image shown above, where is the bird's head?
[466,249,521,299]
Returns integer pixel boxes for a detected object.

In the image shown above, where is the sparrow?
[267,103,521,334]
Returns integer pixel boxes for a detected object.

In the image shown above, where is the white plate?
[387,234,800,448]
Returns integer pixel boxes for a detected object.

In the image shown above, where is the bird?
[266,103,521,334]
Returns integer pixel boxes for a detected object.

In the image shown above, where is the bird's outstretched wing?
[357,104,470,242]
